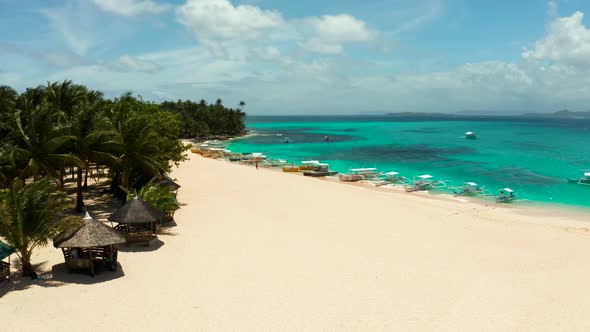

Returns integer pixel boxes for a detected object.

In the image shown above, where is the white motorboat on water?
[464,131,477,139]
[567,172,590,185]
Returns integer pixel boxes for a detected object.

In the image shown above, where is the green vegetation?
[0,81,246,274]
[0,179,76,277]
[128,183,180,215]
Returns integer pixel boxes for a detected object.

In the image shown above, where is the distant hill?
[385,112,458,117]
[385,110,590,118]
[522,110,590,118]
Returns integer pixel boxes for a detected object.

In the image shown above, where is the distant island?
[385,112,459,117]
[521,110,590,118]
[385,110,590,118]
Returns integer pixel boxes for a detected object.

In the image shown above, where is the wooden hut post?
[89,247,94,277]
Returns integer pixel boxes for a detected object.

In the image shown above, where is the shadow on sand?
[119,238,165,253]
[0,261,125,298]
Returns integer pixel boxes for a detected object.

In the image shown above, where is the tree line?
[0,80,247,276]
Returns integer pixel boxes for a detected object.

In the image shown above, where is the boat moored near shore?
[339,168,381,182]
[404,174,449,192]
[452,182,490,196]
[496,188,518,203]
[302,163,338,177]
[567,172,590,185]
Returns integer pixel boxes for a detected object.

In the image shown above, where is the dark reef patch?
[316,144,477,165]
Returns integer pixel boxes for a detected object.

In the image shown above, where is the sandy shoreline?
[2,151,590,331]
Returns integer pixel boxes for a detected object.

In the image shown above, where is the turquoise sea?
[227,115,590,209]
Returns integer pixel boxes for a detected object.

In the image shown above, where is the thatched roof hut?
[157,175,181,192]
[55,212,126,248]
[54,212,125,276]
[109,197,163,245]
[0,240,15,282]
[108,196,164,224]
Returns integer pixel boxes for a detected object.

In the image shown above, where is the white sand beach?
[2,151,590,331]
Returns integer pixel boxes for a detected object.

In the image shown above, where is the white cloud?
[176,0,284,41]
[547,1,559,19]
[522,11,590,67]
[392,0,443,34]
[299,14,377,54]
[176,1,377,56]
[23,4,590,114]
[257,46,283,62]
[41,6,93,55]
[38,51,89,67]
[102,55,162,73]
[92,0,170,17]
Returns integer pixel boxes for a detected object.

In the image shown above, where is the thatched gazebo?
[108,196,164,246]
[155,174,181,223]
[157,175,181,198]
[54,212,125,276]
[0,240,16,282]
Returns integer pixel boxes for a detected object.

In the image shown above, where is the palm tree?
[45,80,86,126]
[70,91,120,212]
[238,100,246,110]
[114,114,165,196]
[5,100,82,181]
[0,178,74,277]
[0,86,18,143]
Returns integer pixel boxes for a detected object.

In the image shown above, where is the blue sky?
[1,0,590,114]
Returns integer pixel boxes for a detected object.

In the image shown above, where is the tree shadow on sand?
[0,260,125,298]
[0,261,65,298]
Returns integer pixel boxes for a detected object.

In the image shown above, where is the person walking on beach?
[255,161,259,170]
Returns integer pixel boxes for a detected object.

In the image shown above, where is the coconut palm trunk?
[75,167,85,212]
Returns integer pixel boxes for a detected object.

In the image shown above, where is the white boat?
[496,188,518,203]
[299,160,321,170]
[404,174,449,192]
[339,168,381,182]
[452,182,490,196]
[382,171,407,184]
[464,131,477,139]
[303,163,338,177]
[567,172,590,185]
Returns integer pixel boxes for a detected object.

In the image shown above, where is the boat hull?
[339,174,364,182]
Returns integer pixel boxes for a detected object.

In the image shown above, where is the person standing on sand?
[255,161,259,170]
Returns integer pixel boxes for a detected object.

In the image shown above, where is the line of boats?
[191,141,589,204]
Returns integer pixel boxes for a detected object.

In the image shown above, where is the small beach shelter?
[108,196,164,246]
[54,212,126,276]
[0,240,16,281]
[157,174,181,197]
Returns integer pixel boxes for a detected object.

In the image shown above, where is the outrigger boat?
[496,188,518,203]
[567,172,590,185]
[382,171,407,184]
[404,174,449,192]
[282,163,300,172]
[299,160,321,171]
[464,131,477,139]
[452,182,490,196]
[303,163,338,177]
[338,168,381,182]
